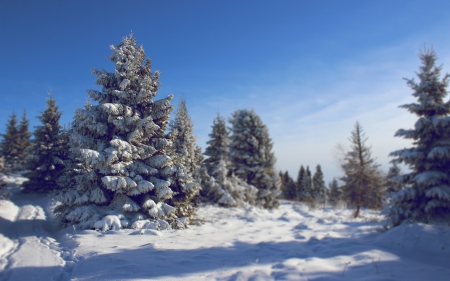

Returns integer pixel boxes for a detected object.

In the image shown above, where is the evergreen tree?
[203,159,258,207]
[23,94,65,193]
[229,109,281,209]
[55,34,176,229]
[296,165,306,201]
[388,48,450,226]
[312,164,326,206]
[17,110,32,169]
[167,98,201,225]
[203,114,230,175]
[340,122,384,217]
[328,178,342,206]
[0,112,20,172]
[202,113,257,206]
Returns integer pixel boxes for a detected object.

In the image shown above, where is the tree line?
[1,35,449,229]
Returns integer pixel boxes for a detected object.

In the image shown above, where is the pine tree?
[296,165,306,201]
[167,98,201,226]
[388,48,450,226]
[229,109,281,209]
[203,114,230,175]
[340,122,384,217]
[17,110,32,169]
[0,112,20,172]
[23,94,65,193]
[328,178,342,206]
[55,34,176,230]
[312,164,326,206]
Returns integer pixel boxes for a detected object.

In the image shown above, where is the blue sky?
[1,0,450,182]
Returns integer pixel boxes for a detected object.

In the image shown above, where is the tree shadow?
[3,228,450,280]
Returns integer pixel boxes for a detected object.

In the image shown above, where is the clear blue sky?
[1,0,450,182]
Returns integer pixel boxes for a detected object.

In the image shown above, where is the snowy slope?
[0,174,449,281]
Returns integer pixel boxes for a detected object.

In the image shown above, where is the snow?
[1,174,450,280]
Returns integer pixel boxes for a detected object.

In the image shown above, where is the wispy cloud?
[190,38,450,183]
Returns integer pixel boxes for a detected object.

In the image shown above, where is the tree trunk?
[354,205,360,218]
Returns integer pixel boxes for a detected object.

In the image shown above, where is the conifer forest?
[1,5,450,279]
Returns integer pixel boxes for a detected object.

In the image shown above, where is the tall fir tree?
[340,122,384,217]
[23,94,65,193]
[203,114,230,176]
[229,109,281,209]
[55,34,176,229]
[312,164,326,206]
[0,112,20,172]
[167,98,202,225]
[388,48,450,226]
[17,110,32,169]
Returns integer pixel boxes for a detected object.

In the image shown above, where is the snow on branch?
[102,176,137,192]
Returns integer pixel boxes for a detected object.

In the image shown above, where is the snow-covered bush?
[54,34,176,229]
[387,48,450,226]
[229,109,281,209]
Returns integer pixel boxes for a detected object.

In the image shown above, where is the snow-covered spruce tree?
[229,109,281,209]
[17,111,32,170]
[312,164,326,206]
[167,98,201,225]
[327,178,342,207]
[340,122,384,217]
[203,114,230,176]
[23,94,65,193]
[55,34,176,230]
[202,113,257,206]
[388,48,450,226]
[0,112,20,172]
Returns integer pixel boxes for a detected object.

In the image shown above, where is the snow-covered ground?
[0,175,449,281]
